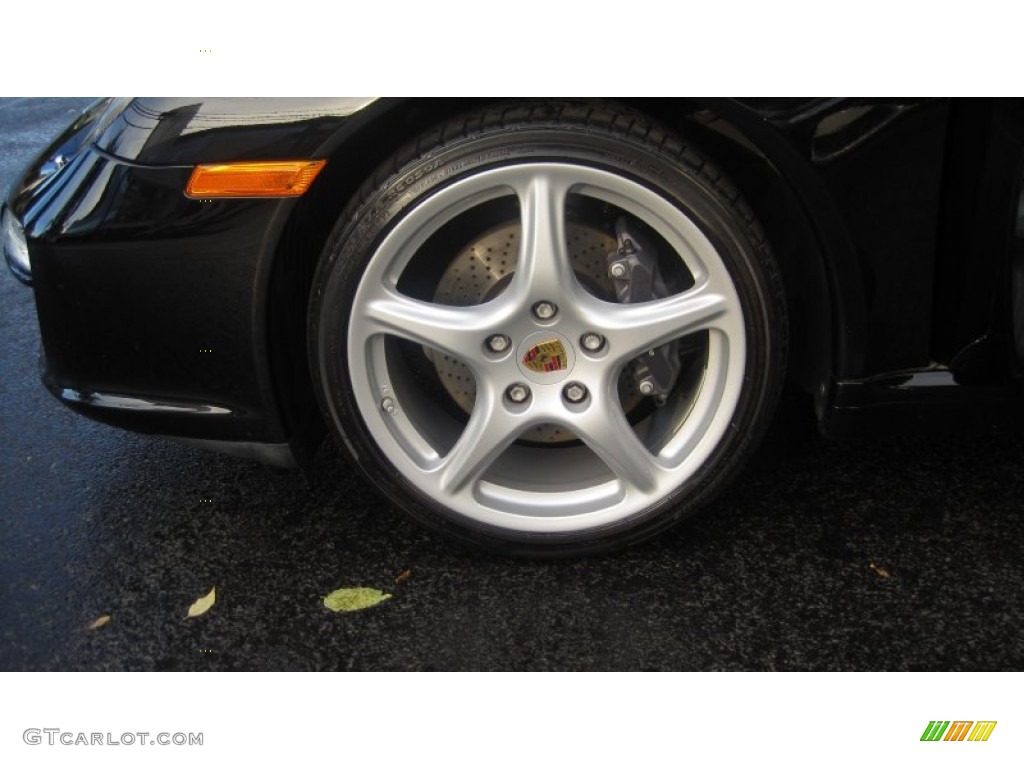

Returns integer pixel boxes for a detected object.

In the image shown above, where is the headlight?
[2,205,31,283]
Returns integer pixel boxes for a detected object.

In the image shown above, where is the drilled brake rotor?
[428,221,643,443]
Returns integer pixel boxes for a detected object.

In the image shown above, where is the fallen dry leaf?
[323,587,391,613]
[395,569,412,585]
[88,615,111,630]
[869,562,891,579]
[186,586,216,619]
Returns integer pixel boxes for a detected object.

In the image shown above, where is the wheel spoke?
[362,289,497,361]
[599,285,731,363]
[438,391,523,494]
[510,172,578,301]
[571,396,661,493]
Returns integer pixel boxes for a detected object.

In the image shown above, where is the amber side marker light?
[185,159,326,198]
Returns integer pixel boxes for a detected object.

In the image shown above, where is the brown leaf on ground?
[395,569,412,585]
[869,562,891,579]
[87,615,111,630]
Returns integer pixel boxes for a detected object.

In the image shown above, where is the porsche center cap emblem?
[522,338,568,373]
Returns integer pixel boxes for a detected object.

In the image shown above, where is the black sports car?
[5,97,1023,556]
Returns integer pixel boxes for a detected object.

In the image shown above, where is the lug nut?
[381,397,396,414]
[638,379,656,396]
[580,332,605,352]
[532,301,557,320]
[506,383,530,404]
[563,382,587,404]
[609,262,628,279]
[486,334,511,353]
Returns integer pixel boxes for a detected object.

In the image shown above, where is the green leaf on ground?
[186,586,216,619]
[324,587,392,613]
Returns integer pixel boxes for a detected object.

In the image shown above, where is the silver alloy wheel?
[346,162,746,534]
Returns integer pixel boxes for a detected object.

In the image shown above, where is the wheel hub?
[428,220,641,443]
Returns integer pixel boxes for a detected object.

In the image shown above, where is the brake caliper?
[606,218,682,404]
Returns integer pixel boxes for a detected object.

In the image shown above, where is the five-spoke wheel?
[310,103,786,555]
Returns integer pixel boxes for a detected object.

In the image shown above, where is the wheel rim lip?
[343,162,747,535]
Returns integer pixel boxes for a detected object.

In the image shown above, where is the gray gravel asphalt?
[2,98,1023,671]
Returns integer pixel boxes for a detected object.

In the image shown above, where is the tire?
[309,102,786,557]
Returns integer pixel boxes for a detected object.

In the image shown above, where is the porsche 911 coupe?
[5,97,1022,555]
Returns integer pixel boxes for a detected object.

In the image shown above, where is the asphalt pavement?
[2,98,1023,671]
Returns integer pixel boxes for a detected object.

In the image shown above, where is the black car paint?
[7,97,1022,464]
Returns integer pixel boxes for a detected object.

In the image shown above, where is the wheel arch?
[631,99,868,400]
[266,98,864,455]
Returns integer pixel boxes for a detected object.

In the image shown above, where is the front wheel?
[309,103,787,556]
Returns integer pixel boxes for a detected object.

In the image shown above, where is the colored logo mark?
[522,338,568,373]
[920,721,997,742]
